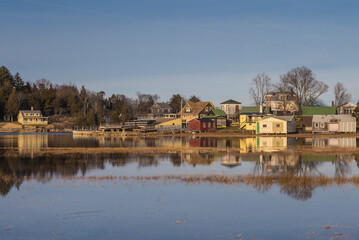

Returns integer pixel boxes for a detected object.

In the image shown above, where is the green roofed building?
[241,106,260,113]
[302,106,337,116]
[204,109,227,128]
[302,106,337,132]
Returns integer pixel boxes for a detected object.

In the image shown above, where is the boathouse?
[256,116,296,134]
[188,118,215,132]
[312,115,356,133]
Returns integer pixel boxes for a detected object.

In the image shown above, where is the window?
[203,122,206,128]
[186,107,191,112]
[276,124,280,128]
[263,124,267,128]
[315,123,319,128]
[205,107,208,112]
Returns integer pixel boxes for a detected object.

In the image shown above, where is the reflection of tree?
[0,151,163,196]
[334,155,352,178]
[279,176,314,201]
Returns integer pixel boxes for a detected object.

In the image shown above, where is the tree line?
[0,66,201,125]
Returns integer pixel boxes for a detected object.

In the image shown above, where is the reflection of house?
[256,116,296,134]
[265,92,299,115]
[221,99,241,119]
[302,107,337,132]
[312,115,356,133]
[256,137,291,151]
[261,154,299,173]
[188,137,216,147]
[312,137,357,148]
[203,109,227,128]
[17,107,48,125]
[18,134,49,157]
[184,153,215,166]
[337,103,356,115]
[220,155,241,168]
[188,118,215,132]
[179,101,216,122]
[150,102,172,117]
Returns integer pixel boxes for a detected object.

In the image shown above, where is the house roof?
[19,110,42,114]
[263,115,294,122]
[241,106,270,114]
[302,106,337,116]
[266,92,297,101]
[204,109,227,118]
[241,106,259,113]
[157,102,171,109]
[179,101,215,115]
[221,99,241,104]
[189,118,214,122]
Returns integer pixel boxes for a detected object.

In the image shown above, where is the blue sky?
[1,0,359,106]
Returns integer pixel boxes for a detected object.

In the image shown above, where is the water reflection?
[1,151,359,200]
[0,134,358,156]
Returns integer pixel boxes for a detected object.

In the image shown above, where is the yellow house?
[239,113,265,130]
[178,101,216,123]
[17,107,48,125]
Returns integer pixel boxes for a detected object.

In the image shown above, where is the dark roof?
[20,110,42,114]
[221,99,241,104]
[189,118,214,122]
[155,102,171,109]
[302,106,337,116]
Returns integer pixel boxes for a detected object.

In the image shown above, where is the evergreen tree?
[0,66,14,86]
[14,72,24,90]
[169,94,185,113]
[86,109,96,126]
[5,88,20,121]
[189,95,201,103]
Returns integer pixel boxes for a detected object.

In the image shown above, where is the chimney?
[259,103,263,114]
[31,106,34,111]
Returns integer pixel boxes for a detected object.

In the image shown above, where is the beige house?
[220,99,241,118]
[256,116,296,134]
[337,102,356,115]
[265,92,299,114]
[178,101,216,123]
[17,107,48,125]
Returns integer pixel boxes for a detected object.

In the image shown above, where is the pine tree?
[0,66,14,86]
[5,88,20,121]
[86,109,96,126]
[14,72,24,90]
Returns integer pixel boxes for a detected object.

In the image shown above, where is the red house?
[188,118,215,132]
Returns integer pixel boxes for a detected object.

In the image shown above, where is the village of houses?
[149,91,357,135]
[16,91,358,135]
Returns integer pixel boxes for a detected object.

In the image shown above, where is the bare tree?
[279,66,328,113]
[249,73,272,106]
[334,82,351,107]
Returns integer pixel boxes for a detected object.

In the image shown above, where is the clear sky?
[1,0,359,106]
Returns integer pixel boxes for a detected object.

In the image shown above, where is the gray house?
[312,115,356,133]
[150,102,172,117]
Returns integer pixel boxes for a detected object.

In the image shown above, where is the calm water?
[0,134,359,240]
